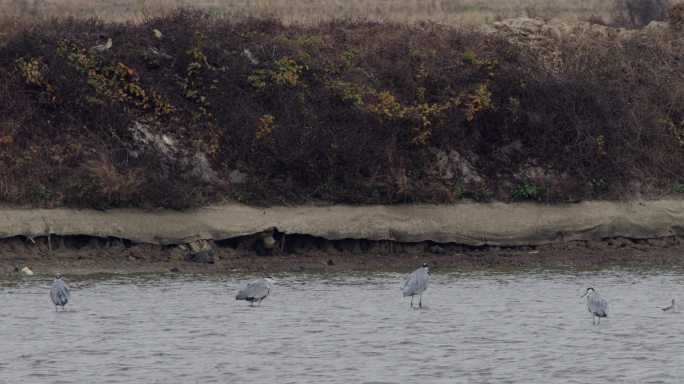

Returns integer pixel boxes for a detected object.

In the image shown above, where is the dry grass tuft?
[76,152,146,206]
[0,0,614,25]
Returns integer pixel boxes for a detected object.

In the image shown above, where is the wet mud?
[2,233,684,275]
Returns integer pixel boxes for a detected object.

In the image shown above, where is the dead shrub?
[76,152,146,206]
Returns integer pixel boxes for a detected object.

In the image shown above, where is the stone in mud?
[186,239,215,263]
[218,246,237,259]
[428,245,446,254]
[447,244,464,253]
[607,237,634,248]
[127,248,147,260]
[185,250,215,263]
[170,247,185,261]
[261,234,277,250]
[188,239,212,253]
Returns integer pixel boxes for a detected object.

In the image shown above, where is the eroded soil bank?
[1,200,683,274]
[2,233,684,276]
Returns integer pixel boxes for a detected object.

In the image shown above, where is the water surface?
[1,267,683,383]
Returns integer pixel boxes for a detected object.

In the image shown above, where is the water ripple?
[1,268,683,383]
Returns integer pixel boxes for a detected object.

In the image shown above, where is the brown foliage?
[0,10,682,208]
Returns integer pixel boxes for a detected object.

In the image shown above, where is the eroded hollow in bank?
[3,230,684,274]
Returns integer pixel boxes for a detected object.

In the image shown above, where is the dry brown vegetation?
[0,8,683,209]
[0,0,614,25]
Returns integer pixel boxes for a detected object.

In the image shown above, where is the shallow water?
[1,267,683,383]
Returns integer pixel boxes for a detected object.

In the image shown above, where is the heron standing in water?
[580,287,608,324]
[403,263,431,308]
[49,274,70,311]
[236,276,274,306]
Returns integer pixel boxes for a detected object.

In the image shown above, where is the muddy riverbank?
[2,233,684,275]
[1,200,683,274]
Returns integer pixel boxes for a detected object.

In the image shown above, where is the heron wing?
[587,292,608,317]
[403,268,430,297]
[49,279,70,306]
[236,279,271,300]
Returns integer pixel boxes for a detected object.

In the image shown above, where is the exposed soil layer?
[3,200,684,246]
[2,200,683,274]
[3,234,684,276]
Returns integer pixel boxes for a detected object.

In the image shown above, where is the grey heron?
[236,276,274,306]
[403,263,430,308]
[580,287,608,324]
[49,274,70,311]
[662,299,675,312]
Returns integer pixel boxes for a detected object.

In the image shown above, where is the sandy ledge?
[1,200,684,274]
[2,200,683,245]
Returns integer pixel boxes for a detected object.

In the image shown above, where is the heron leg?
[410,296,414,307]
[598,317,601,324]
[419,295,422,308]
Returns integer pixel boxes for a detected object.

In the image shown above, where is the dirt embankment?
[2,200,684,274]
[1,10,683,209]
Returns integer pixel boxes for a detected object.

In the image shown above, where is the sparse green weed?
[510,183,543,202]
[668,182,684,193]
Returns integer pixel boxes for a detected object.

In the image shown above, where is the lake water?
[1,267,683,383]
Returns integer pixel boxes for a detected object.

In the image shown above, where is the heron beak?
[580,291,588,298]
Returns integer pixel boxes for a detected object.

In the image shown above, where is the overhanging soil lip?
[1,199,683,246]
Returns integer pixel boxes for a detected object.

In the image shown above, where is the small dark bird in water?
[662,299,675,312]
